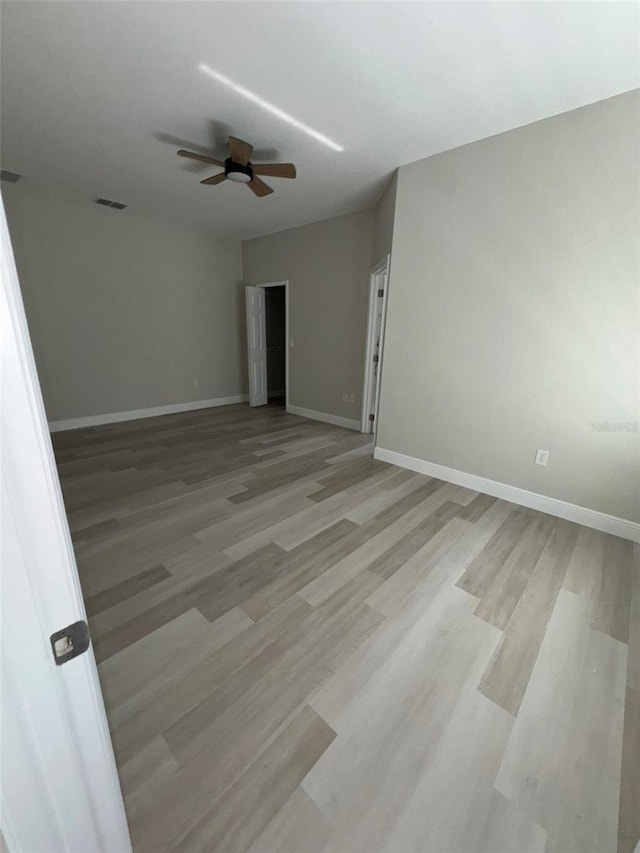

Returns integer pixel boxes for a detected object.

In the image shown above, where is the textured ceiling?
[1,1,638,239]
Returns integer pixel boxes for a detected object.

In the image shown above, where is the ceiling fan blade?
[248,176,274,197]
[251,163,297,179]
[229,136,253,166]
[200,173,227,185]
[177,149,225,167]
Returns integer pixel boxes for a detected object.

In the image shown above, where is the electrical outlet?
[192,378,199,388]
[534,449,549,466]
[341,392,348,403]
[349,394,356,403]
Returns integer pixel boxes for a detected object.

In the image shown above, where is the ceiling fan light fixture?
[225,158,253,183]
[180,136,288,198]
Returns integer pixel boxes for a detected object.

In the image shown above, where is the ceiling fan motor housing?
[225,158,252,183]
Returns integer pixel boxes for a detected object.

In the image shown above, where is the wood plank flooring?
[52,402,639,853]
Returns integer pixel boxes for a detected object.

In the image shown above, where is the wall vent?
[1,170,21,183]
[95,197,127,210]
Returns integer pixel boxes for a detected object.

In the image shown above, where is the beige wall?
[371,172,398,265]
[4,187,245,422]
[242,209,373,421]
[378,91,640,522]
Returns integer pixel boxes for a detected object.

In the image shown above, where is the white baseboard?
[49,395,248,432]
[286,404,361,432]
[374,446,640,543]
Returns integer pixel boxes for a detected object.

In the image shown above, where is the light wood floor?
[52,403,639,853]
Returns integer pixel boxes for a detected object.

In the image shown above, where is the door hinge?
[50,620,90,665]
[369,414,375,422]
[373,354,379,363]
[377,289,384,298]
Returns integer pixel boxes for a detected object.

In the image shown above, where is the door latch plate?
[50,620,90,665]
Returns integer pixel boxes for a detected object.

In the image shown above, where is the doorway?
[245,280,289,408]
[264,285,286,404]
[361,256,390,434]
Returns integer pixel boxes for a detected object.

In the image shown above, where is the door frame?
[360,255,390,434]
[1,198,132,851]
[255,280,289,405]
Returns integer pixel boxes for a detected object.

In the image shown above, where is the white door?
[0,198,132,852]
[361,257,390,434]
[245,285,268,407]
[368,287,386,430]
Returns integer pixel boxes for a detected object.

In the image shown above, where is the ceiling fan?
[177,136,296,197]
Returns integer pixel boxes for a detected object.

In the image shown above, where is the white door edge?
[361,255,390,434]
[0,196,132,852]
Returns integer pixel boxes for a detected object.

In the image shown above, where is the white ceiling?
[1,2,638,240]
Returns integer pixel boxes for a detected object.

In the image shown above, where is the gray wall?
[378,91,640,522]
[242,209,373,422]
[371,172,398,265]
[4,187,245,422]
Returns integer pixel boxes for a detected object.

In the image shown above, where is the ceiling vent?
[95,197,127,210]
[1,170,21,183]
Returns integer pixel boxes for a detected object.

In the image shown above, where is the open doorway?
[361,256,390,434]
[245,280,289,408]
[264,285,286,405]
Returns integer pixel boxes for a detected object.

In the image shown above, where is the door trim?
[256,280,289,406]
[361,256,390,434]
